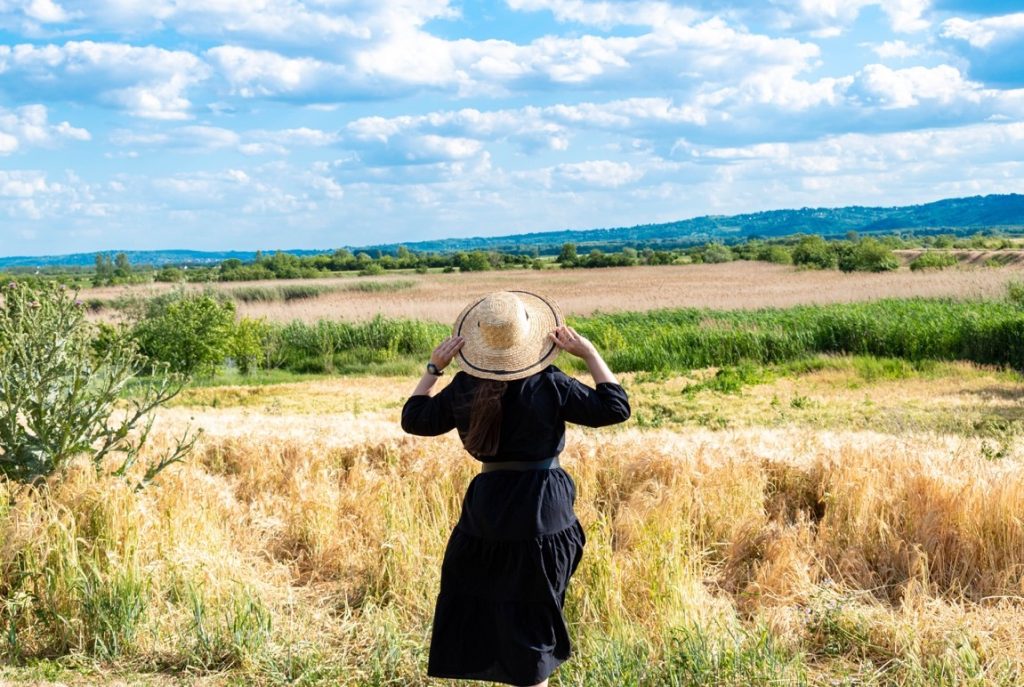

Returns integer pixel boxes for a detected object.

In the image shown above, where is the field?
[83,261,1024,323]
[3,355,1024,686]
[3,262,1024,686]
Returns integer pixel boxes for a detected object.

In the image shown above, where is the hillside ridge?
[2,193,1022,268]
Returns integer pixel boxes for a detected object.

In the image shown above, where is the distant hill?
[2,193,1022,268]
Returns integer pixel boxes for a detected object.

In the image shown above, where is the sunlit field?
[3,359,1023,686]
[83,261,1024,324]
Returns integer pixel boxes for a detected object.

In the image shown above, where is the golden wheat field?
[84,261,1024,323]
[3,361,1023,686]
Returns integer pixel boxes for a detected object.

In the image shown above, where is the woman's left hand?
[431,335,465,370]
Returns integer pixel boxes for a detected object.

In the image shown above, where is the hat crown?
[476,292,529,350]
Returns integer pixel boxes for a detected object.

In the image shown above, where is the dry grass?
[167,359,1024,441]
[3,370,1024,684]
[82,261,1024,324]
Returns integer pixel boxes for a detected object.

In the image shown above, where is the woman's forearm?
[582,351,618,385]
[410,371,441,397]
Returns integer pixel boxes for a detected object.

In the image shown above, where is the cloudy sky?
[1,0,1023,255]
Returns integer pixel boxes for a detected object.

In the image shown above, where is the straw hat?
[453,290,563,381]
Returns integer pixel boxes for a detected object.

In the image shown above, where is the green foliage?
[357,263,385,276]
[230,317,270,375]
[0,281,194,484]
[267,316,449,374]
[557,242,578,266]
[92,252,140,287]
[756,245,793,265]
[155,266,186,282]
[455,250,494,272]
[132,290,237,376]
[1008,280,1024,307]
[701,242,734,264]
[791,235,837,269]
[567,298,1024,374]
[910,251,959,271]
[837,238,899,273]
[682,364,772,395]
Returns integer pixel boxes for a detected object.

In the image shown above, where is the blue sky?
[1,0,1023,256]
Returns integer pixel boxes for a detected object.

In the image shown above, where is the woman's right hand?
[549,325,597,360]
[431,335,464,370]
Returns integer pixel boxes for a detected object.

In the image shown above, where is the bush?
[155,266,186,283]
[702,243,734,264]
[132,291,236,376]
[230,317,271,374]
[909,252,959,271]
[358,263,385,276]
[756,245,793,265]
[0,281,195,484]
[792,236,837,270]
[837,239,899,273]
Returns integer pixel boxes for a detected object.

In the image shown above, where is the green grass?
[559,298,1024,375]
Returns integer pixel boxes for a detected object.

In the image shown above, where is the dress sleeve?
[401,376,458,436]
[553,367,631,427]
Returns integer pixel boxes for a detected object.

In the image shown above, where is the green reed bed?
[256,298,1024,376]
[563,298,1024,374]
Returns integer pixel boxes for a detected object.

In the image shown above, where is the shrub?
[132,290,236,376]
[0,281,195,485]
[358,263,385,276]
[757,245,793,265]
[155,266,186,283]
[910,252,959,271]
[837,239,899,273]
[702,243,734,264]
[230,317,271,374]
[792,236,837,270]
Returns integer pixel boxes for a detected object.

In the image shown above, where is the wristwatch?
[426,362,444,376]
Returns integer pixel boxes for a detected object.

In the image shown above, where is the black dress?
[401,364,631,686]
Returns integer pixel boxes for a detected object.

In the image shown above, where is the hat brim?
[453,290,564,381]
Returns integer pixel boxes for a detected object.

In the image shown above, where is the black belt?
[480,456,560,473]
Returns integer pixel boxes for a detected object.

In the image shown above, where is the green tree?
[92,253,114,286]
[792,236,837,269]
[837,238,900,272]
[132,291,237,376]
[0,281,195,485]
[113,252,132,280]
[557,242,578,266]
[230,317,271,375]
[702,243,734,264]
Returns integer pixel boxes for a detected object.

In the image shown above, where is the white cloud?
[852,64,981,108]
[0,104,90,154]
[864,39,920,59]
[0,170,54,198]
[109,124,340,156]
[551,159,644,187]
[509,0,929,33]
[0,41,210,119]
[24,0,70,22]
[941,12,1024,48]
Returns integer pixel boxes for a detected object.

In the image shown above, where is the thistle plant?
[0,280,197,486]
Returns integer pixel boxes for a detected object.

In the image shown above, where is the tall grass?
[257,298,1024,376]
[2,425,1023,684]
[228,281,414,303]
[565,298,1024,373]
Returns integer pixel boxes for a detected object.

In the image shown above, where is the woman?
[401,290,630,687]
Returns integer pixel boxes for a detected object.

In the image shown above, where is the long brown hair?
[463,379,507,457]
